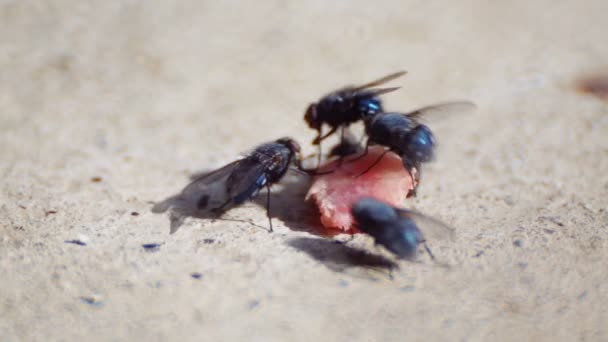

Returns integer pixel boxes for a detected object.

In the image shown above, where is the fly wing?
[352,70,408,91]
[225,156,269,204]
[405,101,477,122]
[166,160,240,214]
[395,208,455,241]
[150,160,242,234]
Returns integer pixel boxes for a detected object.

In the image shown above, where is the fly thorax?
[358,97,383,120]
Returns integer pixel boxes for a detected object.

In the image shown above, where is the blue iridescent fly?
[354,101,477,194]
[304,71,407,162]
[153,138,304,233]
[351,197,454,261]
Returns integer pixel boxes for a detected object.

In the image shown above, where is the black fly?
[354,101,476,194]
[351,197,454,261]
[304,71,406,163]
[155,137,303,233]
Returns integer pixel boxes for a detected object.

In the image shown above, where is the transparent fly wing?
[406,101,477,122]
[225,156,269,203]
[395,208,455,241]
[150,160,241,234]
[176,160,240,212]
[353,70,408,91]
[364,86,401,97]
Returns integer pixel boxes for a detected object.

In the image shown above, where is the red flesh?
[306,147,416,234]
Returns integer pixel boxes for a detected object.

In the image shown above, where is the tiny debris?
[142,243,162,252]
[338,279,349,287]
[191,272,203,279]
[400,285,416,292]
[517,262,528,269]
[91,177,103,183]
[202,238,215,244]
[130,211,140,216]
[503,196,515,206]
[538,216,564,227]
[247,300,260,310]
[578,290,588,301]
[65,239,87,246]
[513,240,523,248]
[81,294,103,307]
[442,319,456,328]
[14,226,24,231]
[473,250,484,258]
[577,74,608,101]
[45,210,57,216]
[18,205,27,209]
[543,228,556,234]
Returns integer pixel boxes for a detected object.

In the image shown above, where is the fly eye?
[304,104,320,129]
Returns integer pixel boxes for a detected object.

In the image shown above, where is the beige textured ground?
[1,1,607,341]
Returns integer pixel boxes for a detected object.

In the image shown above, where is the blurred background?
[1,1,607,340]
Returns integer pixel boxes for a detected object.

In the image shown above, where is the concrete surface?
[1,1,607,341]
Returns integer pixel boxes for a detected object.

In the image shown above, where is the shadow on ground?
[287,236,397,273]
[152,169,332,236]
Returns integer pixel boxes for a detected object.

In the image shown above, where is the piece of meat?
[306,146,416,234]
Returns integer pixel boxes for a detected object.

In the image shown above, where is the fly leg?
[265,185,273,233]
[355,148,391,178]
[336,126,346,167]
[422,241,436,261]
[402,156,420,197]
[312,126,338,168]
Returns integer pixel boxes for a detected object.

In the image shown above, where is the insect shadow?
[151,190,227,234]
[152,137,307,234]
[287,236,398,273]
[152,168,327,235]
[151,169,257,233]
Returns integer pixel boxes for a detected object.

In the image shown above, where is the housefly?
[155,137,304,233]
[356,101,476,193]
[304,71,406,163]
[351,197,454,260]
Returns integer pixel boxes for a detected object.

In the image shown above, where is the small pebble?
[578,290,588,301]
[91,177,103,183]
[400,285,416,292]
[142,243,162,252]
[81,294,103,307]
[191,272,203,280]
[248,300,260,310]
[65,240,87,246]
[131,211,140,216]
[513,240,523,247]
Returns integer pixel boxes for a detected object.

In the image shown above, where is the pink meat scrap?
[306,146,416,234]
